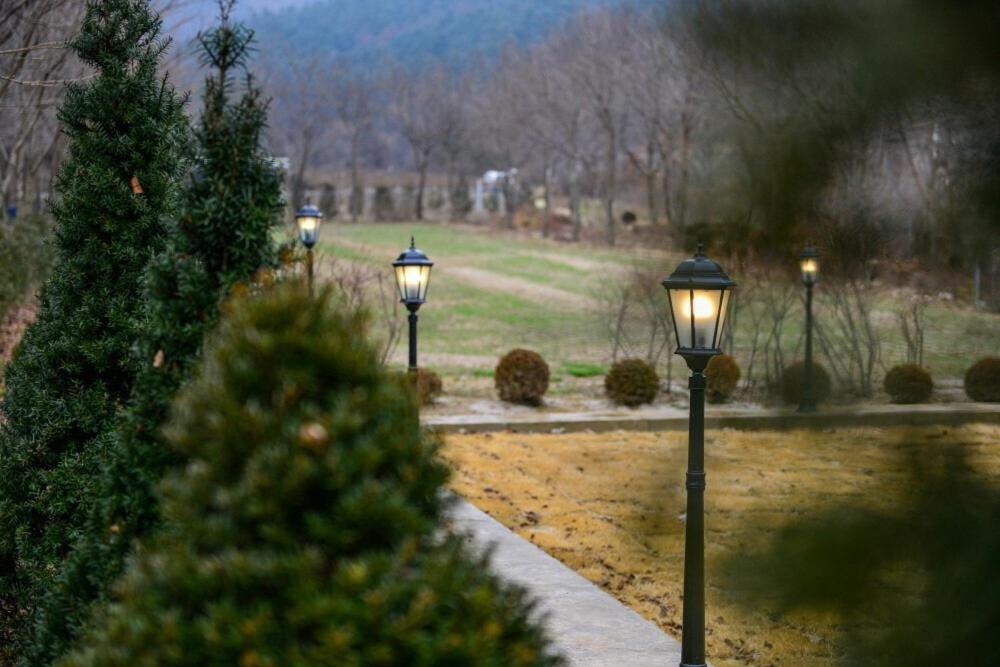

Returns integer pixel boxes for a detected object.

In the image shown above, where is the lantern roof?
[295,203,322,219]
[800,245,819,260]
[393,237,433,267]
[661,245,736,290]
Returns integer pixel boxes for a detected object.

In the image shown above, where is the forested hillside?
[246,0,626,67]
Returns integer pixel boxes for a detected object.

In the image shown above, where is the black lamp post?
[392,237,433,374]
[798,246,820,413]
[662,245,736,667]
[296,203,323,295]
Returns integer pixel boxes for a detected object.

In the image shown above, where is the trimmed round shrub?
[965,357,1000,402]
[706,354,741,404]
[59,286,561,667]
[605,358,659,407]
[413,367,443,405]
[495,349,550,405]
[884,364,934,404]
[781,360,832,405]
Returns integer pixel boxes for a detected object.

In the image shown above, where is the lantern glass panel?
[800,257,819,285]
[297,215,320,246]
[669,287,730,350]
[395,264,431,302]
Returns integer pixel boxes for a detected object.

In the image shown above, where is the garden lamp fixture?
[296,203,323,294]
[800,246,819,287]
[392,237,433,373]
[799,246,820,412]
[661,244,736,667]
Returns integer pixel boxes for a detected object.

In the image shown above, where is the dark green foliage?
[721,443,1000,666]
[706,354,741,404]
[964,357,1000,402]
[604,358,659,408]
[883,364,933,404]
[780,360,831,406]
[22,15,282,664]
[59,285,561,667]
[496,349,550,405]
[0,0,187,658]
[413,367,443,405]
[0,215,54,319]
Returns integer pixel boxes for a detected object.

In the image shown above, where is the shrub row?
[437,352,1000,408]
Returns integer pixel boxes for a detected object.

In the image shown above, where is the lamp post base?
[681,662,708,667]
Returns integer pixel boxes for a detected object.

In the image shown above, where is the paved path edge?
[427,403,1000,435]
[447,497,683,667]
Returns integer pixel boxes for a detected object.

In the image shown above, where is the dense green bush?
[59,286,560,667]
[706,354,741,404]
[22,16,283,665]
[496,349,550,405]
[964,357,1000,402]
[413,367,444,405]
[884,364,934,404]
[604,358,659,407]
[0,1,188,657]
[781,360,832,405]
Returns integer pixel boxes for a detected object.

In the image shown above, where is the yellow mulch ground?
[441,424,1000,667]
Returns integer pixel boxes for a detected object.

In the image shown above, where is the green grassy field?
[309,221,1000,402]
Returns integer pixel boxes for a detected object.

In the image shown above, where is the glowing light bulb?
[682,294,716,320]
[404,265,423,288]
[801,259,817,274]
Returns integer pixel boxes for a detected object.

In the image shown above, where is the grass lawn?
[441,424,1000,667]
[311,221,1000,401]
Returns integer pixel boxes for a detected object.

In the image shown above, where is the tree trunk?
[349,132,361,223]
[416,159,427,221]
[570,161,582,242]
[604,131,617,247]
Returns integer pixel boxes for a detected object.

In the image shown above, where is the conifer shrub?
[884,364,934,404]
[58,286,560,667]
[706,354,741,404]
[0,0,187,655]
[413,367,443,405]
[964,357,1000,402]
[23,15,282,664]
[495,349,550,405]
[604,358,659,407]
[780,360,832,405]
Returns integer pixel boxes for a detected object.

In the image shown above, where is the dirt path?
[442,266,598,308]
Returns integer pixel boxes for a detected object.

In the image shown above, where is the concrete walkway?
[427,402,1000,434]
[447,498,682,667]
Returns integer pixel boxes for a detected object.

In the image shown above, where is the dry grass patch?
[441,424,1000,667]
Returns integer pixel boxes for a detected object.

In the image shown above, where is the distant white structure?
[480,168,519,214]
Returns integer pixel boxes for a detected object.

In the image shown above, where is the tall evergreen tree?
[23,7,283,664]
[0,1,187,659]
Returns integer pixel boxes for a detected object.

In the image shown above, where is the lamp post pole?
[661,246,736,667]
[407,305,419,375]
[798,247,819,413]
[295,203,322,297]
[801,280,815,412]
[681,354,709,667]
[393,237,433,379]
[306,246,315,296]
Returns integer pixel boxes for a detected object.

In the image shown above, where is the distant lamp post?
[661,245,736,667]
[296,203,322,294]
[799,246,820,412]
[392,237,433,374]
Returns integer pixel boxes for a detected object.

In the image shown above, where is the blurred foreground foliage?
[700,2,999,663]
[722,442,999,665]
[687,0,1000,260]
[60,284,562,667]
